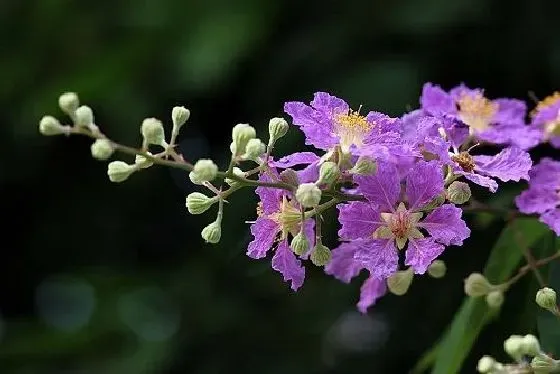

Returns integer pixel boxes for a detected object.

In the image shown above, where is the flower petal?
[272,240,305,291]
[406,160,445,210]
[474,147,532,182]
[528,157,560,188]
[247,218,280,259]
[325,241,365,283]
[419,204,471,245]
[271,152,321,168]
[355,162,400,211]
[515,187,559,214]
[284,101,338,150]
[540,209,560,236]
[357,275,387,314]
[405,238,445,274]
[457,171,498,192]
[354,238,399,279]
[337,201,383,240]
[420,83,456,116]
[255,171,282,215]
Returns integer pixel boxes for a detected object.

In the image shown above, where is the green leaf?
[537,237,560,357]
[430,218,549,374]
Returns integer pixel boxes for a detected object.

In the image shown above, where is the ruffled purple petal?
[355,162,401,211]
[255,171,282,214]
[443,119,470,149]
[296,162,320,184]
[474,147,532,182]
[354,238,399,279]
[457,171,499,192]
[405,238,445,275]
[325,241,364,283]
[283,101,338,150]
[528,158,560,188]
[420,83,456,116]
[540,209,560,236]
[492,98,527,126]
[271,240,305,291]
[247,218,280,259]
[337,201,383,240]
[531,99,560,126]
[419,204,471,246]
[400,109,441,144]
[477,124,542,150]
[515,187,559,214]
[271,152,320,168]
[423,136,452,164]
[357,275,387,314]
[406,161,445,210]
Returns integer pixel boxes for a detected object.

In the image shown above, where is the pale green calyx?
[268,117,289,145]
[447,181,472,204]
[536,287,557,311]
[295,183,322,208]
[171,106,190,131]
[39,115,69,136]
[476,356,496,373]
[310,243,331,266]
[485,290,504,309]
[503,335,524,360]
[90,139,114,160]
[74,105,94,128]
[107,161,136,183]
[531,353,560,373]
[191,159,218,183]
[427,260,446,278]
[387,267,414,296]
[231,123,256,156]
[373,202,423,250]
[225,167,246,186]
[464,273,493,297]
[58,92,79,116]
[186,192,217,215]
[290,231,309,256]
[316,161,340,186]
[141,118,166,146]
[201,220,221,243]
[135,153,154,168]
[350,156,377,175]
[521,334,541,357]
[243,138,266,160]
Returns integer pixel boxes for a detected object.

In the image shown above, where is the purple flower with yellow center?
[337,161,470,278]
[529,92,560,148]
[515,158,560,236]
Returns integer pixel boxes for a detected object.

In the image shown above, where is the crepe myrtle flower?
[337,161,470,278]
[420,83,541,149]
[529,92,560,148]
[515,158,560,235]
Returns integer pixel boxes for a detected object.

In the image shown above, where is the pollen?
[531,92,560,117]
[456,92,498,132]
[333,106,374,152]
[451,152,476,173]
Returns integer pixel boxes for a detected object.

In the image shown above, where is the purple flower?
[515,158,560,235]
[529,92,560,148]
[337,161,470,277]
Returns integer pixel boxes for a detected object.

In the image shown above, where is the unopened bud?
[504,335,524,360]
[135,153,154,168]
[476,356,496,373]
[531,354,560,373]
[427,260,446,278]
[225,167,246,187]
[536,287,557,311]
[201,220,221,243]
[141,118,166,146]
[279,169,299,186]
[317,162,340,186]
[90,139,114,160]
[447,181,472,204]
[522,334,541,357]
[295,183,322,208]
[268,117,289,145]
[186,192,217,214]
[464,273,493,297]
[171,106,190,131]
[74,105,94,128]
[387,268,414,296]
[191,159,218,183]
[58,92,79,116]
[485,290,504,308]
[310,243,331,266]
[291,231,309,256]
[107,161,136,183]
[243,138,266,160]
[39,115,68,136]
[231,124,256,156]
[350,156,377,175]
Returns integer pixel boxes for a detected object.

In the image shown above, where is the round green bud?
[201,220,221,243]
[58,92,79,116]
[350,156,377,175]
[476,356,496,373]
[74,105,94,128]
[290,232,309,256]
[317,161,340,186]
[522,334,541,357]
[464,273,493,297]
[503,335,524,360]
[279,169,299,187]
[536,287,557,311]
[90,138,114,160]
[387,268,414,296]
[171,106,190,131]
[186,192,217,215]
[243,138,266,160]
[39,115,68,136]
[295,183,322,208]
[192,159,218,183]
[310,243,331,266]
[225,167,246,187]
[135,153,154,169]
[231,123,256,156]
[107,161,136,183]
[268,117,289,145]
[427,260,447,278]
[531,354,560,373]
[141,118,166,146]
[447,181,472,204]
[485,290,504,309]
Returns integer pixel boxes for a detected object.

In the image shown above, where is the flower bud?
[135,153,154,169]
[191,159,218,183]
[90,139,114,160]
[171,106,190,131]
[503,335,524,360]
[189,171,203,185]
[268,117,289,145]
[74,105,94,128]
[279,169,299,186]
[295,183,322,208]
[243,138,266,160]
[39,115,68,136]
[536,287,557,311]
[387,268,414,296]
[291,231,309,256]
[476,356,496,373]
[186,192,217,214]
[427,260,446,278]
[310,243,331,266]
[317,161,340,186]
[485,290,504,309]
[141,118,166,146]
[521,334,541,357]
[58,92,79,116]
[107,161,136,183]
[201,220,221,243]
[225,167,246,187]
[464,273,493,297]
[447,181,471,204]
[350,156,377,175]
[231,123,256,156]
[531,354,560,373]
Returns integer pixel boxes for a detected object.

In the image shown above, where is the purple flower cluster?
[245,84,558,312]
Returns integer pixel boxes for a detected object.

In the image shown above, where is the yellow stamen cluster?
[457,92,498,132]
[531,92,560,117]
[333,107,374,152]
[451,152,476,173]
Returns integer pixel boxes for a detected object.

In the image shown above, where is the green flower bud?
[268,117,289,145]
[464,273,493,297]
[74,105,94,128]
[485,290,504,309]
[427,260,447,278]
[350,156,377,175]
[90,138,114,160]
[191,159,218,183]
[135,153,154,168]
[231,123,256,156]
[531,354,560,373]
[189,171,203,185]
[295,183,322,208]
[39,115,68,136]
[387,268,414,296]
[171,106,190,131]
[447,181,472,204]
[225,167,246,187]
[290,231,309,256]
[243,138,266,160]
[201,220,221,243]
[58,92,79,116]
[186,192,217,214]
[279,169,299,187]
[476,356,496,373]
[310,243,331,266]
[504,335,524,360]
[107,161,136,183]
[522,334,541,357]
[536,287,557,311]
[317,161,340,186]
[141,118,166,146]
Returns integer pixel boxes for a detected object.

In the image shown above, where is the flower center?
[456,92,497,132]
[376,203,424,250]
[333,107,374,152]
[451,151,476,173]
[270,197,302,236]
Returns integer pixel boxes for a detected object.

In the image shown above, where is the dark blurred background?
[1,1,560,373]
